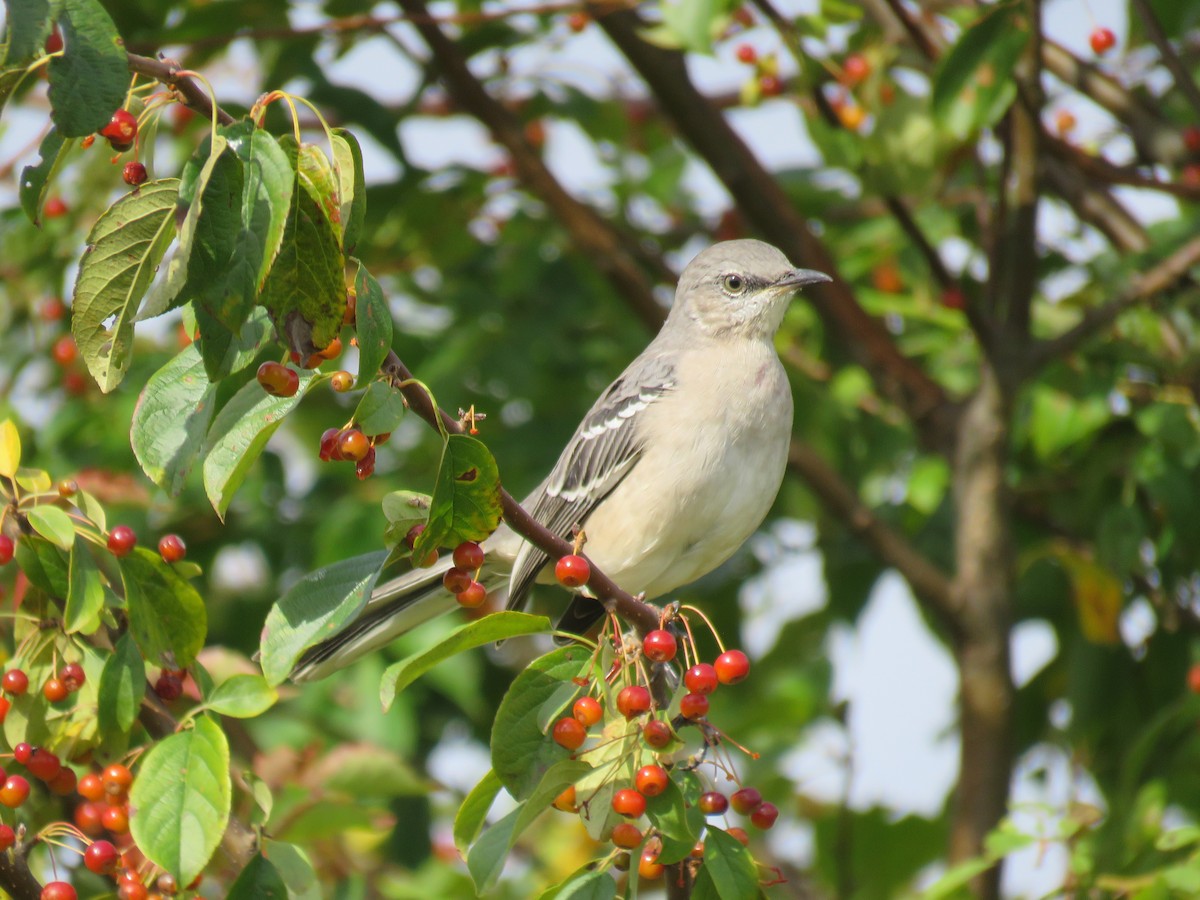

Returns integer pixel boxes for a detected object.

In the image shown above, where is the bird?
[290,238,831,681]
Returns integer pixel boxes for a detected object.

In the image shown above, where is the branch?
[0,831,42,900]
[126,53,235,126]
[1131,0,1200,121]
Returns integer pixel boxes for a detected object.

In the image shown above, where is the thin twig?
[1130,0,1200,121]
[126,53,235,125]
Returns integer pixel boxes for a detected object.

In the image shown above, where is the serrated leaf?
[119,547,207,667]
[381,611,552,711]
[353,381,405,436]
[228,853,287,899]
[130,716,231,886]
[259,551,387,686]
[0,418,21,477]
[131,343,217,495]
[65,539,104,633]
[352,261,392,386]
[46,0,127,138]
[15,535,68,597]
[454,769,503,854]
[19,127,72,225]
[72,179,180,392]
[413,434,503,557]
[98,633,145,735]
[203,674,277,718]
[3,0,52,64]
[201,369,314,519]
[491,644,591,800]
[332,129,366,253]
[26,505,74,549]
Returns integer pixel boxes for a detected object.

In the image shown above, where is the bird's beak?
[776,268,832,289]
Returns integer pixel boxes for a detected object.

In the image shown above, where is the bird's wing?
[506,354,676,611]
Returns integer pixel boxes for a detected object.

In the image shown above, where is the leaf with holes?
[19,127,72,225]
[412,435,503,558]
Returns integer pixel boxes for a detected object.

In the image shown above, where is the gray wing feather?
[506,354,675,610]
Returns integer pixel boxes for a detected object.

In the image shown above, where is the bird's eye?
[722,273,745,294]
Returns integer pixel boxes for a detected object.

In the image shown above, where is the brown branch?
[1130,0,1200,121]
[126,53,235,126]
[1044,133,1200,202]
[1038,157,1150,254]
[0,830,42,900]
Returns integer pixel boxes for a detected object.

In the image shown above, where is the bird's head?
[671,239,831,338]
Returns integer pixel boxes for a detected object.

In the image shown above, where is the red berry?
[0,535,13,565]
[44,29,63,54]
[456,581,487,608]
[635,765,668,797]
[1054,108,1077,136]
[118,882,149,900]
[404,523,426,549]
[552,784,577,812]
[61,662,85,692]
[26,748,62,781]
[48,766,77,795]
[318,337,343,361]
[52,335,77,366]
[572,695,602,727]
[453,541,485,571]
[154,670,184,701]
[0,775,30,807]
[157,533,186,563]
[85,838,120,874]
[714,649,750,684]
[552,716,587,750]
[318,428,340,462]
[611,822,642,848]
[40,882,76,900]
[43,677,68,703]
[642,719,674,748]
[727,826,750,846]
[78,772,104,801]
[639,850,664,880]
[555,554,590,588]
[841,53,870,85]
[102,763,133,798]
[107,525,137,557]
[99,108,138,145]
[1090,26,1116,55]
[1189,663,1200,695]
[74,800,105,835]
[730,786,763,814]
[355,445,376,481]
[122,161,148,186]
[40,297,66,321]
[12,743,31,766]
[0,696,8,725]
[941,286,967,310]
[102,803,129,833]
[736,44,757,64]
[642,629,677,663]
[338,428,370,462]
[679,692,710,719]
[567,11,588,32]
[256,361,299,398]
[43,196,68,218]
[2,669,28,695]
[612,788,646,818]
[57,479,78,497]
[759,74,784,97]
[442,567,473,595]
[157,873,179,894]
[685,663,718,695]
[0,824,12,850]
[750,801,779,829]
[616,685,652,719]
[1185,126,1200,154]
[699,791,728,815]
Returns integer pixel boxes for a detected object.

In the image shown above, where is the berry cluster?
[105,525,188,565]
[733,44,785,100]
[441,541,488,608]
[318,425,388,480]
[3,662,85,708]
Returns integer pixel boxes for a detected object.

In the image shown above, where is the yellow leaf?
[1056,548,1122,644]
[0,420,19,479]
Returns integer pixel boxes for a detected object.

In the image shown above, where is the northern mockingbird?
[291,239,830,681]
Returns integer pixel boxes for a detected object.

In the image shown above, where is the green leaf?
[931,2,1029,141]
[319,744,428,797]
[491,644,591,800]
[130,716,231,887]
[65,539,104,634]
[72,179,180,392]
[381,611,552,711]
[15,535,68,597]
[131,343,217,495]
[259,551,387,686]
[645,775,703,864]
[297,141,341,239]
[200,369,315,519]
[2,0,52,64]
[98,633,145,735]
[26,505,74,549]
[227,853,287,900]
[454,769,503,854]
[353,381,405,436]
[203,674,277,718]
[261,840,320,900]
[381,490,431,549]
[658,0,740,54]
[542,869,617,900]
[694,828,761,900]
[19,127,72,225]
[352,261,392,385]
[332,129,366,253]
[1026,386,1111,460]
[119,547,207,668]
[413,434,503,557]
[46,0,128,138]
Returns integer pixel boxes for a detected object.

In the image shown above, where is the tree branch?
[0,831,42,900]
[1130,0,1200,121]
[126,53,235,126]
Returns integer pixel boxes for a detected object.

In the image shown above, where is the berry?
[43,197,68,218]
[78,772,105,800]
[318,337,343,361]
[552,717,587,751]
[456,581,487,608]
[99,108,138,145]
[750,801,779,829]
[730,786,763,815]
[44,29,63,54]
[63,371,87,395]
[612,788,646,818]
[727,826,751,846]
[337,428,370,462]
[118,882,149,900]
[1054,109,1077,136]
[555,554,590,588]
[680,692,710,719]
[841,53,870,85]
[2,669,28,695]
[1184,126,1200,154]
[57,479,78,496]
[85,838,120,874]
[404,524,426,550]
[1089,26,1116,55]
[838,103,866,130]
[355,445,376,481]
[40,883,76,900]
[714,649,750,684]
[157,873,178,894]
[102,763,133,798]
[43,677,68,703]
[685,663,718,695]
[26,748,62,781]
[572,695,602,727]
[443,567,473,595]
[453,541,485,571]
[318,427,341,461]
[1189,663,1200,695]
[48,766,76,795]
[256,361,299,398]
[553,784,577,812]
[61,662,85,692]
[638,850,664,880]
[0,775,30,807]
[343,294,357,326]
[102,803,129,833]
[155,670,184,701]
[941,286,967,310]
[0,536,12,565]
[736,44,757,64]
[74,801,105,835]
[52,335,77,366]
[617,685,652,719]
[635,765,668,798]
[611,822,642,848]
[642,720,674,749]
[12,744,31,765]
[567,11,588,32]
[107,525,137,557]
[0,696,8,725]
[759,74,783,97]
[330,370,353,392]
[123,161,148,186]
[158,533,186,563]
[642,629,677,663]
[698,791,729,815]
[0,824,12,850]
